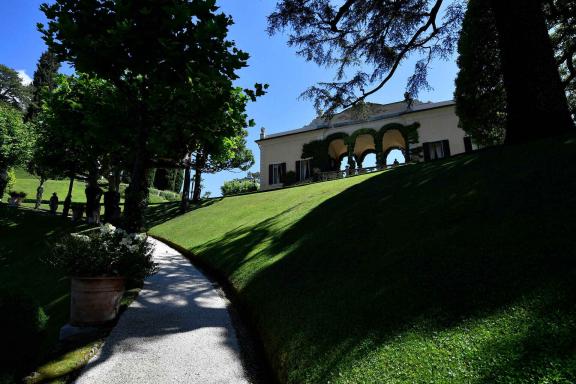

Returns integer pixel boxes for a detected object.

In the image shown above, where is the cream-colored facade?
[256,100,471,190]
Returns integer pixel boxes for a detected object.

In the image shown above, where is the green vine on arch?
[301,123,420,171]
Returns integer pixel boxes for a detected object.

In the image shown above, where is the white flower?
[120,237,132,247]
[100,223,116,234]
[132,233,147,242]
[71,233,90,242]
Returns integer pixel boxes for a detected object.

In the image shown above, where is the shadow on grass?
[188,134,576,383]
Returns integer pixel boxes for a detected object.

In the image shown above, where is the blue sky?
[0,0,459,197]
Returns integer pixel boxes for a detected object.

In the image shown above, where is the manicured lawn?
[9,169,171,214]
[151,134,576,383]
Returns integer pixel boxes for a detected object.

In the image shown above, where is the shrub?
[6,168,15,192]
[283,171,298,186]
[9,191,26,199]
[46,224,157,281]
[221,179,259,196]
[0,293,48,377]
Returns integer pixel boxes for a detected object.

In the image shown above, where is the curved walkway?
[75,238,250,384]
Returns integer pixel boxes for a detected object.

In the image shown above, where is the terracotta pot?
[70,276,125,326]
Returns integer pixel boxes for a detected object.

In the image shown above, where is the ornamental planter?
[70,276,125,326]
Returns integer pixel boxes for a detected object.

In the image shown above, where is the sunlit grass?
[152,134,576,383]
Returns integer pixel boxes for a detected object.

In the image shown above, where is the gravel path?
[74,238,251,384]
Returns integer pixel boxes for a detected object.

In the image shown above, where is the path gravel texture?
[74,238,251,384]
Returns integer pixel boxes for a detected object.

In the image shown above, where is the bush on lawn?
[221,179,259,196]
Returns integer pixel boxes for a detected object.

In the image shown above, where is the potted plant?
[46,224,157,326]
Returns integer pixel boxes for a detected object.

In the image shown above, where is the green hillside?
[151,134,576,383]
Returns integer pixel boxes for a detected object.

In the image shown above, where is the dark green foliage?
[547,0,576,120]
[221,179,259,196]
[455,0,576,146]
[0,208,76,380]
[26,50,60,122]
[302,140,330,171]
[0,293,48,379]
[454,0,506,146]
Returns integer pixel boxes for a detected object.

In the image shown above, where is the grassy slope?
[151,135,576,383]
[10,169,168,214]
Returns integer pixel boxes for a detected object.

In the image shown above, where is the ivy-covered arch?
[375,122,420,165]
[301,122,421,172]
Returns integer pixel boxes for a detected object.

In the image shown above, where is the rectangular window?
[272,164,281,184]
[269,163,286,185]
[428,141,445,160]
[299,159,311,181]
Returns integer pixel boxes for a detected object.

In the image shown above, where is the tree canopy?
[269,0,574,143]
[0,64,31,111]
[26,50,60,122]
[40,0,259,231]
[455,0,576,146]
[0,103,34,198]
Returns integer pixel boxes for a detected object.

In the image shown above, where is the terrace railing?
[318,163,404,182]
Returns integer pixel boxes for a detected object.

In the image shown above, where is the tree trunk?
[180,162,191,213]
[104,168,121,223]
[192,162,203,203]
[123,150,149,232]
[35,178,45,209]
[62,175,75,218]
[85,165,103,224]
[0,166,8,201]
[490,0,574,144]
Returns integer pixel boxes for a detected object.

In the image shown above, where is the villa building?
[256,99,474,191]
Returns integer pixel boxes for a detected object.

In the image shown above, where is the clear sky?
[0,0,459,197]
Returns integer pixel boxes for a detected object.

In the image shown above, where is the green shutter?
[295,161,301,180]
[423,143,431,161]
[442,140,451,157]
[268,164,273,185]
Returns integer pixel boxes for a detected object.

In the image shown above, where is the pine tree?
[26,50,60,122]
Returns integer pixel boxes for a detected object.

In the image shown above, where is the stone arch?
[376,123,420,165]
[382,129,406,155]
[353,134,376,167]
[325,132,350,171]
